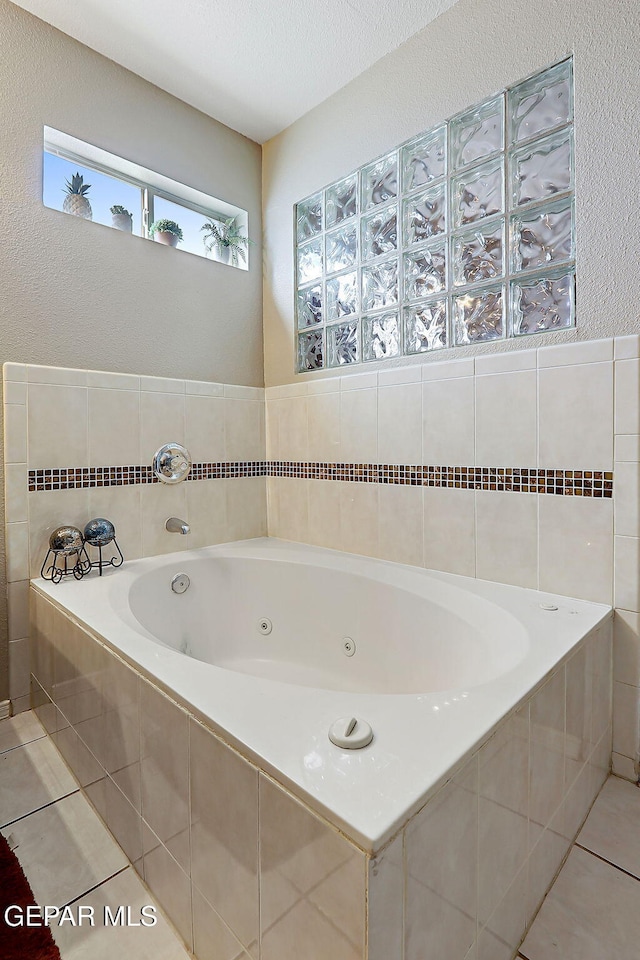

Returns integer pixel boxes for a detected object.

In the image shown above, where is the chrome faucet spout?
[166,517,190,535]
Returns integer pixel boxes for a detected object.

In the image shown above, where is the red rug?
[0,833,61,959]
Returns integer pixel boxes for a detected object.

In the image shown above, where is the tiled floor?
[520,775,640,959]
[0,711,191,959]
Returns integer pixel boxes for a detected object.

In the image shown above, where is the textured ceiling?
[10,0,459,142]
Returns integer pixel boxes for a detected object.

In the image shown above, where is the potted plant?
[150,219,183,247]
[62,173,92,220]
[201,216,252,265]
[111,205,133,232]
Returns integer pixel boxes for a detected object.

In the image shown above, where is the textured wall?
[262,0,640,386]
[0,0,263,386]
[0,0,264,700]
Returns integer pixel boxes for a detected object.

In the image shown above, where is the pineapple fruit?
[63,173,92,220]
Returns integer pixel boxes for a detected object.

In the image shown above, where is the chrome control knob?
[153,443,192,484]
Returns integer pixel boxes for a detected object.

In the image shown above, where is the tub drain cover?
[328,717,373,750]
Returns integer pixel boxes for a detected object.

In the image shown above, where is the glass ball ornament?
[83,517,116,547]
[49,526,84,556]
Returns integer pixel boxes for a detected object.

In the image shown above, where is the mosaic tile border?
[29,463,613,497]
[28,462,266,491]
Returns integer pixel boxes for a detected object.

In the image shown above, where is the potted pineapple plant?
[111,205,133,232]
[150,219,183,247]
[201,216,251,265]
[63,173,92,220]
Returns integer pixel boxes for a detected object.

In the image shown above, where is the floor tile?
[0,736,77,826]
[520,846,640,959]
[0,711,46,754]
[1,791,128,907]
[577,775,640,879]
[52,867,192,959]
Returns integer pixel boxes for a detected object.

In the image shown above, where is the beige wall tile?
[140,482,189,557]
[476,348,536,375]
[144,841,193,951]
[478,708,529,923]
[613,680,640,759]
[87,371,140,390]
[529,669,566,835]
[476,491,538,589]
[186,478,228,548]
[140,682,190,871]
[269,477,308,543]
[88,388,141,466]
[565,642,591,788]
[140,391,186,465]
[225,399,265,461]
[339,482,379,558]
[3,363,27,382]
[28,488,90,578]
[526,803,569,922]
[367,834,403,960]
[88,484,143,561]
[226,477,267,541]
[424,486,475,577]
[275,397,308,461]
[340,388,377,463]
[423,375,474,465]
[378,484,423,566]
[260,775,363,960]
[27,383,89,469]
[307,478,341,550]
[8,580,29,642]
[539,496,613,604]
[614,460,640,537]
[538,339,612,368]
[307,392,341,462]
[476,864,527,960]
[4,381,27,404]
[614,535,640,612]
[476,370,537,467]
[614,610,640,687]
[615,359,640,435]
[8,638,30,699]
[612,752,637,780]
[102,654,141,810]
[7,521,30,583]
[184,395,226,463]
[539,362,614,469]
[4,401,28,463]
[192,886,251,960]
[27,365,88,386]
[589,623,613,749]
[405,756,478,960]
[378,383,422,464]
[5,462,28,522]
[191,720,258,951]
[615,434,640,462]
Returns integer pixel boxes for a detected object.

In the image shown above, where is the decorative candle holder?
[40,526,92,583]
[83,518,124,576]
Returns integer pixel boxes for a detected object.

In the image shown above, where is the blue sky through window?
[43,152,142,234]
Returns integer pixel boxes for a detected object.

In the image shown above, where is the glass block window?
[295,58,574,372]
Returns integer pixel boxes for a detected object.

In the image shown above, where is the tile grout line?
[574,841,640,885]
[62,864,130,908]
[0,786,80,831]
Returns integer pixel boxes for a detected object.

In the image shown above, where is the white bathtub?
[33,537,611,852]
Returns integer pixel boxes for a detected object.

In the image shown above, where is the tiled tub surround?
[29,546,611,960]
[267,335,640,783]
[3,362,267,713]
